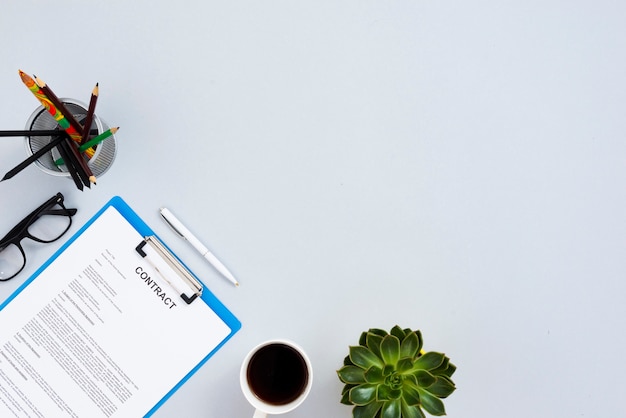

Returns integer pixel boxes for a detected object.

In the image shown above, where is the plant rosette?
[337,326,456,418]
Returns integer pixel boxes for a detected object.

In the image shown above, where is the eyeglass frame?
[0,192,77,282]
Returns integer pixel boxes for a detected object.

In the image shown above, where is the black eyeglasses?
[0,193,77,281]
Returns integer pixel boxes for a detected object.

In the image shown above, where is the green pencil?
[54,126,118,166]
[80,126,118,152]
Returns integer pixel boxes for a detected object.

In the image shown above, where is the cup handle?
[253,409,267,418]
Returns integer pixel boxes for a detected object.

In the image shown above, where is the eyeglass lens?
[0,244,25,280]
[27,209,73,242]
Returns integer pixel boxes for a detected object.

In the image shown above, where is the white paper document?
[0,206,232,417]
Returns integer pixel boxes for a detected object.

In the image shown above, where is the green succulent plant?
[337,326,456,418]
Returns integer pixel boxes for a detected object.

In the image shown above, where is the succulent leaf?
[338,365,367,384]
[366,332,384,359]
[364,366,385,384]
[403,373,418,386]
[369,328,389,338]
[390,325,407,341]
[377,383,402,401]
[400,331,422,359]
[401,400,426,418]
[429,356,447,372]
[383,364,395,376]
[341,386,355,405]
[382,398,402,418]
[397,357,414,373]
[380,335,401,367]
[417,388,446,416]
[440,362,456,379]
[350,384,378,406]
[426,376,456,398]
[401,379,421,406]
[350,346,384,369]
[411,351,445,372]
[354,401,384,418]
[430,357,455,378]
[414,370,436,388]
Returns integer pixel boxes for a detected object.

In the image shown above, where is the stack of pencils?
[0,70,119,191]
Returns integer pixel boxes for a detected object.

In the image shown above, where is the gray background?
[1,1,625,417]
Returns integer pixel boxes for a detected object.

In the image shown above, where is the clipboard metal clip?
[136,235,203,304]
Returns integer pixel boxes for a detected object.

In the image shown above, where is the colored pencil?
[81,126,117,152]
[34,76,84,139]
[54,127,118,166]
[80,83,98,145]
[0,129,98,137]
[0,135,65,182]
[18,70,82,143]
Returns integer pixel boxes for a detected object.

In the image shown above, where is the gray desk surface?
[1,2,625,417]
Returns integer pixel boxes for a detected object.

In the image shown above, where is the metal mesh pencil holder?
[24,98,117,177]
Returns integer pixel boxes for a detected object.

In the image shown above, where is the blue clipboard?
[0,196,241,417]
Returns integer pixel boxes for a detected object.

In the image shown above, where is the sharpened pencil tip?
[18,70,30,83]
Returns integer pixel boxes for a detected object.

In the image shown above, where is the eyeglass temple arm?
[40,208,78,216]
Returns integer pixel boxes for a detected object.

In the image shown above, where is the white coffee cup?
[240,339,313,417]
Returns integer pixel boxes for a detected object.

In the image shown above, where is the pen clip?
[160,209,184,237]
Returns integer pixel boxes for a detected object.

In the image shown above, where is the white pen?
[159,207,239,287]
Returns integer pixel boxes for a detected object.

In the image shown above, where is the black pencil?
[64,136,96,185]
[0,129,98,137]
[1,135,65,182]
[57,139,84,191]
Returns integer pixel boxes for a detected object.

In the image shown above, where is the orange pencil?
[34,76,84,142]
[18,70,82,143]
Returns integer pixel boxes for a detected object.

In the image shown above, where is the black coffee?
[246,343,308,405]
